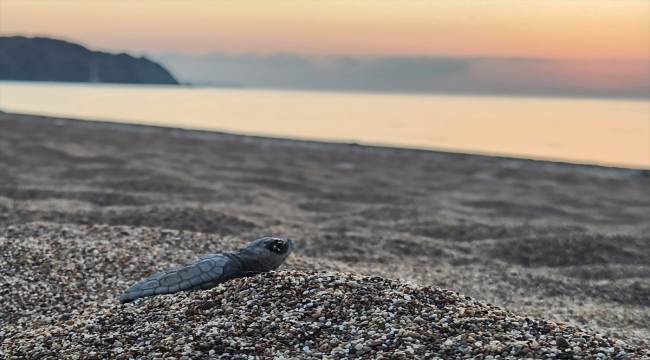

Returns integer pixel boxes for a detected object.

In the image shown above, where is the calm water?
[1,81,648,168]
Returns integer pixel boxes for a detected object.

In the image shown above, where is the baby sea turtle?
[120,237,294,303]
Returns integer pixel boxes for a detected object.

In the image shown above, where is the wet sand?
[1,111,649,354]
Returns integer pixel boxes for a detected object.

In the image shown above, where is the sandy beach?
[1,111,649,359]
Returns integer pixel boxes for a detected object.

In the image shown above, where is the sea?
[0,81,648,169]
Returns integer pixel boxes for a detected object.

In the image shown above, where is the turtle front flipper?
[119,255,230,303]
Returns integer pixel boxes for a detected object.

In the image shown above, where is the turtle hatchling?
[120,237,294,303]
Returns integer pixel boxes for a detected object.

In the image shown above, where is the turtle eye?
[268,239,287,253]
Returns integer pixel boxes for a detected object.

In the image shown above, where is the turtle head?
[241,237,294,271]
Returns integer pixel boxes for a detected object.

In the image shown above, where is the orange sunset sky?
[1,0,648,60]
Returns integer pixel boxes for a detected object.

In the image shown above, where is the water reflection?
[1,81,648,168]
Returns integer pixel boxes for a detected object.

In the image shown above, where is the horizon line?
[3,34,648,63]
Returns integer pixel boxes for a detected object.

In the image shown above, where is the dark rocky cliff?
[0,36,178,85]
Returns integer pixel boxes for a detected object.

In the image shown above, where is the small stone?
[556,337,571,348]
[200,300,216,310]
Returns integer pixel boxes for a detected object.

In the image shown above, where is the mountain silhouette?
[0,36,178,85]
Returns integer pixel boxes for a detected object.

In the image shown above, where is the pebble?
[557,336,571,348]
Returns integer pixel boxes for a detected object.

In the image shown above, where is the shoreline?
[3,110,649,174]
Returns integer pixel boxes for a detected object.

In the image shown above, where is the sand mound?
[3,271,648,359]
[1,222,649,359]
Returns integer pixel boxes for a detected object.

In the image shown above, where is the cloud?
[149,52,650,99]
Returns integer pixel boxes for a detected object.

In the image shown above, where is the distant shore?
[1,111,649,350]
[0,36,179,85]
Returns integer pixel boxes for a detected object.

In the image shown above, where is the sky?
[1,0,649,98]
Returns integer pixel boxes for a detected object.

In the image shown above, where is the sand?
[0,111,648,359]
